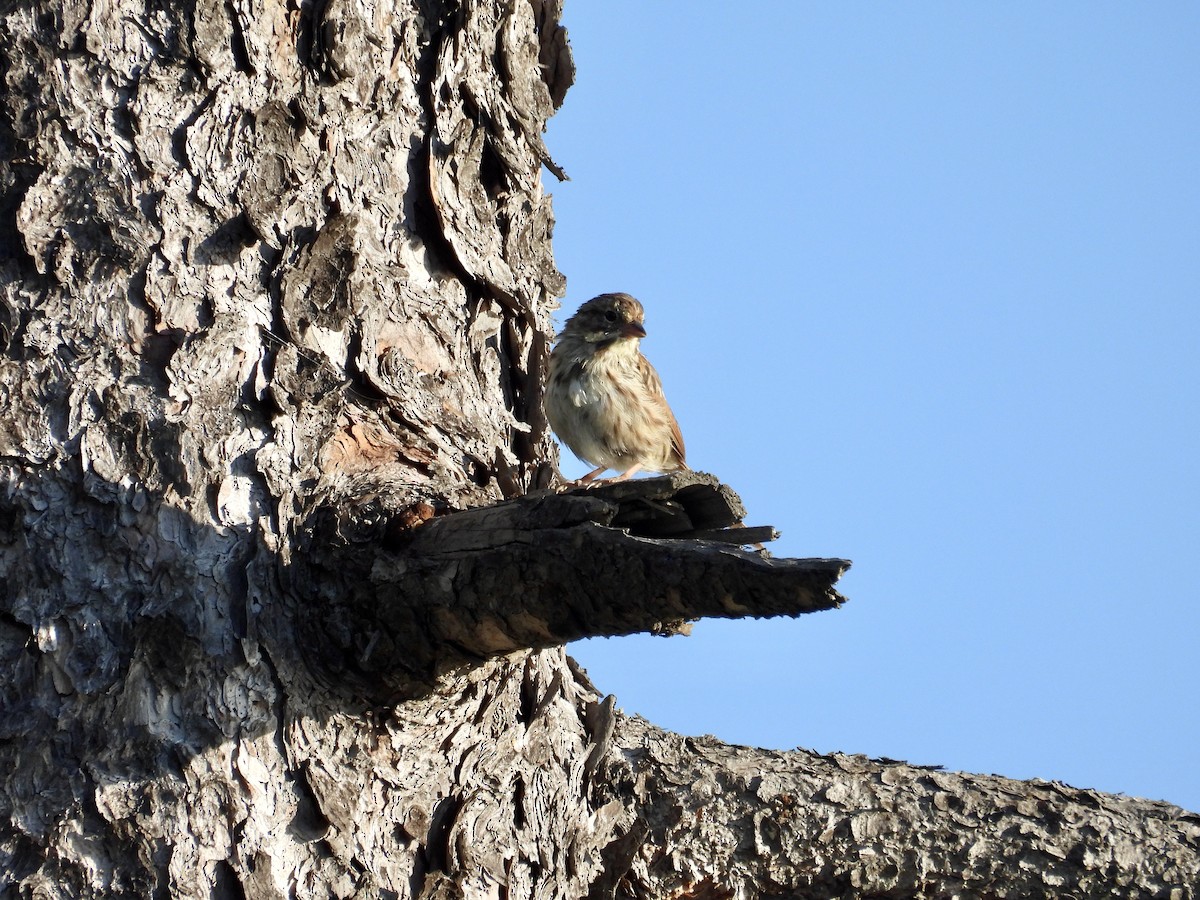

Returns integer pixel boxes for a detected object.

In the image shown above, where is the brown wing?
[638,353,687,469]
[667,408,686,468]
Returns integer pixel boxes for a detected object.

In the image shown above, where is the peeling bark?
[1,0,1196,898]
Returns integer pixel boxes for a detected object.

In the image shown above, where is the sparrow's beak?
[620,321,647,339]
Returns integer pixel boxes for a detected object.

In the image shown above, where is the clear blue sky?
[546,4,1200,813]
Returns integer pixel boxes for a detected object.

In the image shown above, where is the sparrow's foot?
[576,465,609,485]
[573,465,643,488]
[575,478,613,490]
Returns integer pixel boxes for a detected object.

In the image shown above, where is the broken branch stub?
[320,472,849,694]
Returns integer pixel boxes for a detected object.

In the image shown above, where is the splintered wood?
[570,470,780,546]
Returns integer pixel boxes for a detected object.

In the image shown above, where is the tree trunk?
[0,0,1195,898]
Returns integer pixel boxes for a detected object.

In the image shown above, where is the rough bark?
[0,0,1196,898]
[599,719,1200,899]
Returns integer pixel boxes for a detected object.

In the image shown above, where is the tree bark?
[0,0,1195,898]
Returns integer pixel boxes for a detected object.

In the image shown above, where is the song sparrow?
[546,292,686,483]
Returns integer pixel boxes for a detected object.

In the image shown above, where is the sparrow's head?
[561,292,648,345]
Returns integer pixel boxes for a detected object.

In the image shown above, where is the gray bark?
[0,0,1196,898]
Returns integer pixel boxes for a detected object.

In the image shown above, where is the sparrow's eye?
[603,310,618,323]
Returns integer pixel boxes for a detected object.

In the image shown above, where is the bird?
[545,292,686,484]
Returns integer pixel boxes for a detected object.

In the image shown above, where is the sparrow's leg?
[574,464,640,488]
[577,465,610,484]
[605,463,643,483]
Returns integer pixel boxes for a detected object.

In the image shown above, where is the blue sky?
[545,4,1200,812]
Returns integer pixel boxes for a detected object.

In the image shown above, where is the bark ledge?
[295,471,850,698]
